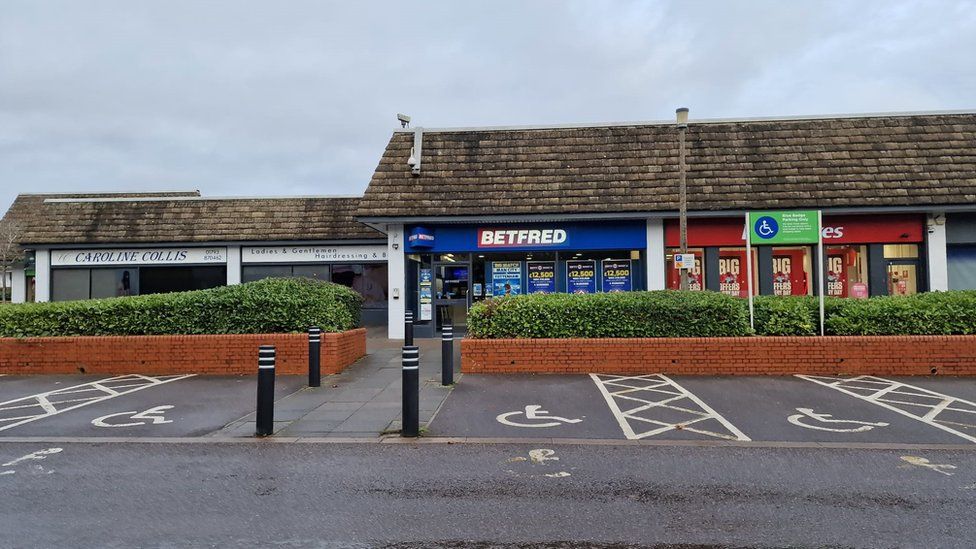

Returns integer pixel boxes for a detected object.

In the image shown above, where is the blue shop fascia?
[402,219,647,335]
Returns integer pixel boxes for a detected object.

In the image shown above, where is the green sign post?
[747,210,820,244]
[745,209,825,335]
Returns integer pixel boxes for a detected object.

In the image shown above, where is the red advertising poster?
[826,254,848,297]
[718,253,747,297]
[667,255,703,290]
[771,250,808,296]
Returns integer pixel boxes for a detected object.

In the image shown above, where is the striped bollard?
[308,327,322,388]
[255,345,276,437]
[404,310,414,346]
[401,345,420,437]
[441,324,454,386]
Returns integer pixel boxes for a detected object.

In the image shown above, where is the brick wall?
[461,336,976,376]
[0,328,367,376]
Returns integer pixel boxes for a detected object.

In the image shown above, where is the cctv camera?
[407,155,418,167]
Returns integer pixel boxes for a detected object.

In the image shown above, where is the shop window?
[665,248,705,290]
[91,268,139,299]
[292,265,330,281]
[717,248,758,297]
[332,264,389,307]
[948,245,976,290]
[242,265,293,283]
[140,266,226,295]
[826,245,869,297]
[884,244,919,259]
[771,247,813,296]
[51,269,90,301]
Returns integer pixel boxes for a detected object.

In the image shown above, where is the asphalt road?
[0,374,305,437]
[431,374,976,445]
[1,441,974,548]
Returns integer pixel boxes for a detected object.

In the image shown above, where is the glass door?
[886,261,921,296]
[433,262,471,334]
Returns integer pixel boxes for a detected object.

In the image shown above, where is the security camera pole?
[676,107,690,290]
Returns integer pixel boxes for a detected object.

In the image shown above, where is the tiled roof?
[357,112,976,218]
[2,193,384,245]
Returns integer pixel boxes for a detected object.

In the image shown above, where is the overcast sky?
[2,0,974,212]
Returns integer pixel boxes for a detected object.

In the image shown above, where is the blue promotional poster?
[526,262,556,294]
[601,259,632,292]
[566,260,596,294]
[491,261,522,297]
[419,268,433,320]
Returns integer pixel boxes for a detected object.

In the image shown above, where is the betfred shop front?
[403,221,646,336]
[664,214,926,298]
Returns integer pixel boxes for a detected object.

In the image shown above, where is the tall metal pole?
[677,108,690,291]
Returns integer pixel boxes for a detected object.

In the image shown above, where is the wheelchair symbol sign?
[496,405,583,428]
[754,216,779,239]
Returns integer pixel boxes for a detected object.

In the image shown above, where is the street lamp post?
[676,107,690,291]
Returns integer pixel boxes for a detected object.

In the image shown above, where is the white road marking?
[0,374,194,433]
[590,373,750,441]
[901,455,956,476]
[529,449,559,464]
[797,375,976,444]
[2,447,62,467]
[787,407,889,433]
[92,405,174,428]
[544,471,571,478]
[496,405,583,428]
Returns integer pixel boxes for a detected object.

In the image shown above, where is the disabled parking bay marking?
[787,407,889,433]
[496,405,583,428]
[798,375,976,444]
[0,374,194,433]
[590,374,751,441]
[92,405,174,428]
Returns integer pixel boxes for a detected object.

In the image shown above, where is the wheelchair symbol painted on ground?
[92,405,175,428]
[787,407,889,433]
[496,405,583,428]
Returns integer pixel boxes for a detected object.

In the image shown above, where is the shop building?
[3,192,390,325]
[357,111,976,338]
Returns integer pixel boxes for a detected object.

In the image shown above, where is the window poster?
[491,261,522,297]
[419,268,433,320]
[526,262,556,294]
[566,260,597,294]
[772,255,794,296]
[826,255,847,297]
[718,254,745,297]
[601,260,632,292]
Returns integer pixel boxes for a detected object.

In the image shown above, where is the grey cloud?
[1,0,974,212]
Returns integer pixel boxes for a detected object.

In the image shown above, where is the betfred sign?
[478,228,568,248]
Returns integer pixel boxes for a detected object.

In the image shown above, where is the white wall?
[226,245,242,285]
[646,219,665,290]
[34,249,50,302]
[386,224,405,339]
[11,267,26,303]
[927,213,948,292]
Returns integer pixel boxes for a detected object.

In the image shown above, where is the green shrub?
[0,277,363,338]
[825,291,976,335]
[467,291,750,339]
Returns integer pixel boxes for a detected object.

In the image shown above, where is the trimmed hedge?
[468,290,976,338]
[0,277,363,338]
[467,291,751,339]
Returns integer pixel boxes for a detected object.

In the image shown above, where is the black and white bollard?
[256,345,276,437]
[441,324,454,386]
[401,345,420,437]
[404,310,414,347]
[308,326,322,388]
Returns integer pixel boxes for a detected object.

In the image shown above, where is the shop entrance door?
[886,260,923,296]
[433,262,471,335]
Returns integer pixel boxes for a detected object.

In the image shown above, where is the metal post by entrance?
[676,107,690,291]
[441,324,454,386]
[308,327,321,387]
[401,345,420,437]
[404,310,414,346]
[255,345,276,437]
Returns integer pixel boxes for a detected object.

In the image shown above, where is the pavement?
[1,441,974,548]
[0,330,456,440]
